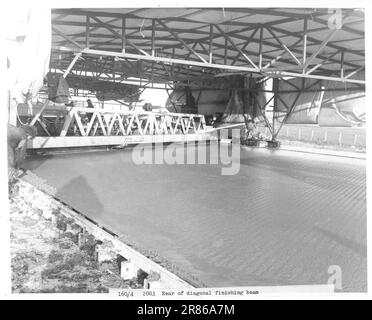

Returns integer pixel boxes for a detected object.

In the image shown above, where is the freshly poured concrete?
[23,145,367,291]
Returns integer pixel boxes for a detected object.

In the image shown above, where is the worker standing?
[86,99,94,123]
[7,124,36,191]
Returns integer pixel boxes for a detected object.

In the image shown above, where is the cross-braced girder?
[50,7,365,89]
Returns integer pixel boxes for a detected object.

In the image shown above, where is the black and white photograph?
[0,0,370,302]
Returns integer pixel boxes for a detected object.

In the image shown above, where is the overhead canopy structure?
[50,7,365,90]
[9,7,366,144]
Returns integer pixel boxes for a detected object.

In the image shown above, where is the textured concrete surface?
[23,145,367,291]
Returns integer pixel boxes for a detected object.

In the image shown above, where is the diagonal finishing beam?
[214,24,259,70]
[156,19,207,63]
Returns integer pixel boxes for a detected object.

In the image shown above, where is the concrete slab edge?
[18,179,195,290]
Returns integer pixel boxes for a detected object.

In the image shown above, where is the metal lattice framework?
[59,108,206,137]
[50,7,365,91]
[24,102,209,148]
[25,103,206,137]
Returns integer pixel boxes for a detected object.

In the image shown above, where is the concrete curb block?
[19,179,195,290]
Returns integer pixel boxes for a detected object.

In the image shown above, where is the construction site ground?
[20,144,367,292]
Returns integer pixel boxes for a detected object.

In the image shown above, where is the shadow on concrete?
[21,154,55,171]
[56,176,104,219]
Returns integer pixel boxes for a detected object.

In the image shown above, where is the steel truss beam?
[50,8,365,86]
[28,105,207,139]
[54,46,365,85]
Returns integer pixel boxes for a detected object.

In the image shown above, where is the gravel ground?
[9,181,142,293]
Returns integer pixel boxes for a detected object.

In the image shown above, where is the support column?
[259,26,263,69]
[85,15,90,48]
[303,17,308,67]
[268,78,281,148]
[151,19,156,57]
[209,24,213,64]
[122,17,126,54]
[272,78,278,140]
[224,38,227,65]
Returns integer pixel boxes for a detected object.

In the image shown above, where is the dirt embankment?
[10,181,143,293]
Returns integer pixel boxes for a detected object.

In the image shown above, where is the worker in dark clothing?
[185,88,197,113]
[7,124,36,186]
[86,99,94,123]
[186,92,196,107]
[246,119,256,139]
